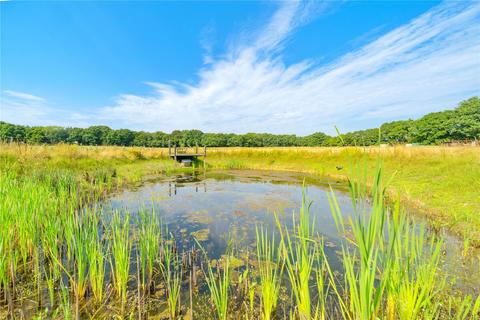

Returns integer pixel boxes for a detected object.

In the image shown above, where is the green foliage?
[255,226,283,320]
[0,96,478,146]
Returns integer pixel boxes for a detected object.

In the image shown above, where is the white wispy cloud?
[3,90,45,102]
[101,1,480,135]
[0,90,92,127]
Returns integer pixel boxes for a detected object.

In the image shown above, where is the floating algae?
[185,209,213,225]
[191,228,210,241]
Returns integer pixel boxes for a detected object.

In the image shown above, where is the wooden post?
[174,146,177,162]
[203,146,207,168]
[168,140,171,156]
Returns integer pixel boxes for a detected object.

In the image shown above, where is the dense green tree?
[42,126,68,144]
[412,111,453,144]
[104,129,135,146]
[132,131,152,147]
[66,127,84,144]
[81,126,112,145]
[226,134,244,147]
[302,132,329,146]
[202,133,228,147]
[151,132,169,147]
[183,130,204,146]
[25,127,47,144]
[0,122,26,142]
[448,97,480,141]
[380,120,414,143]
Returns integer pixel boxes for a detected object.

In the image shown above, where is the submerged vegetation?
[0,143,479,318]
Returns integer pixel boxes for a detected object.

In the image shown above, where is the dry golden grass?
[0,143,168,161]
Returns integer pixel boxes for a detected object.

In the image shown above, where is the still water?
[103,169,479,294]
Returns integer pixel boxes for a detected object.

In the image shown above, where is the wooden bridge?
[168,143,207,165]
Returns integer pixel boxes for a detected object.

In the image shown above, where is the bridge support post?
[203,146,207,168]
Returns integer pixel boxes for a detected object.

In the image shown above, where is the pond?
[104,169,479,295]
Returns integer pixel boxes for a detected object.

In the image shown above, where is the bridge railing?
[168,144,207,157]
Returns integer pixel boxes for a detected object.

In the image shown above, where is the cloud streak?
[101,1,480,135]
[0,90,92,127]
[4,90,45,102]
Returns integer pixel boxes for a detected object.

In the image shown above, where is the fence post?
[203,146,207,168]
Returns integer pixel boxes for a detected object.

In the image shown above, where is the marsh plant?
[138,207,161,292]
[109,210,131,310]
[276,189,317,320]
[160,227,183,319]
[84,208,105,303]
[196,239,231,320]
[255,226,284,320]
[329,165,447,320]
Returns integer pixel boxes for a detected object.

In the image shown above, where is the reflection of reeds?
[255,226,283,320]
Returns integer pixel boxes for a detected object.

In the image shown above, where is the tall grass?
[328,164,447,320]
[110,210,131,310]
[255,226,284,320]
[138,207,160,291]
[276,189,316,319]
[160,227,183,319]
[72,216,89,300]
[314,239,336,320]
[84,208,105,303]
[196,239,231,320]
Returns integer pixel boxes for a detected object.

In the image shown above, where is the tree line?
[1,97,478,147]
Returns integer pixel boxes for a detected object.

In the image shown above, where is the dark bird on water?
[336,165,343,170]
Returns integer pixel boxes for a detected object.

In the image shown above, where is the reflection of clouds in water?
[102,171,354,260]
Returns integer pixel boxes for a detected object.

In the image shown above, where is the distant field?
[1,143,479,245]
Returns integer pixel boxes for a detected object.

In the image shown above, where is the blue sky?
[1,1,479,135]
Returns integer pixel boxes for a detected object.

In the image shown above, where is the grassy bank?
[206,146,480,246]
